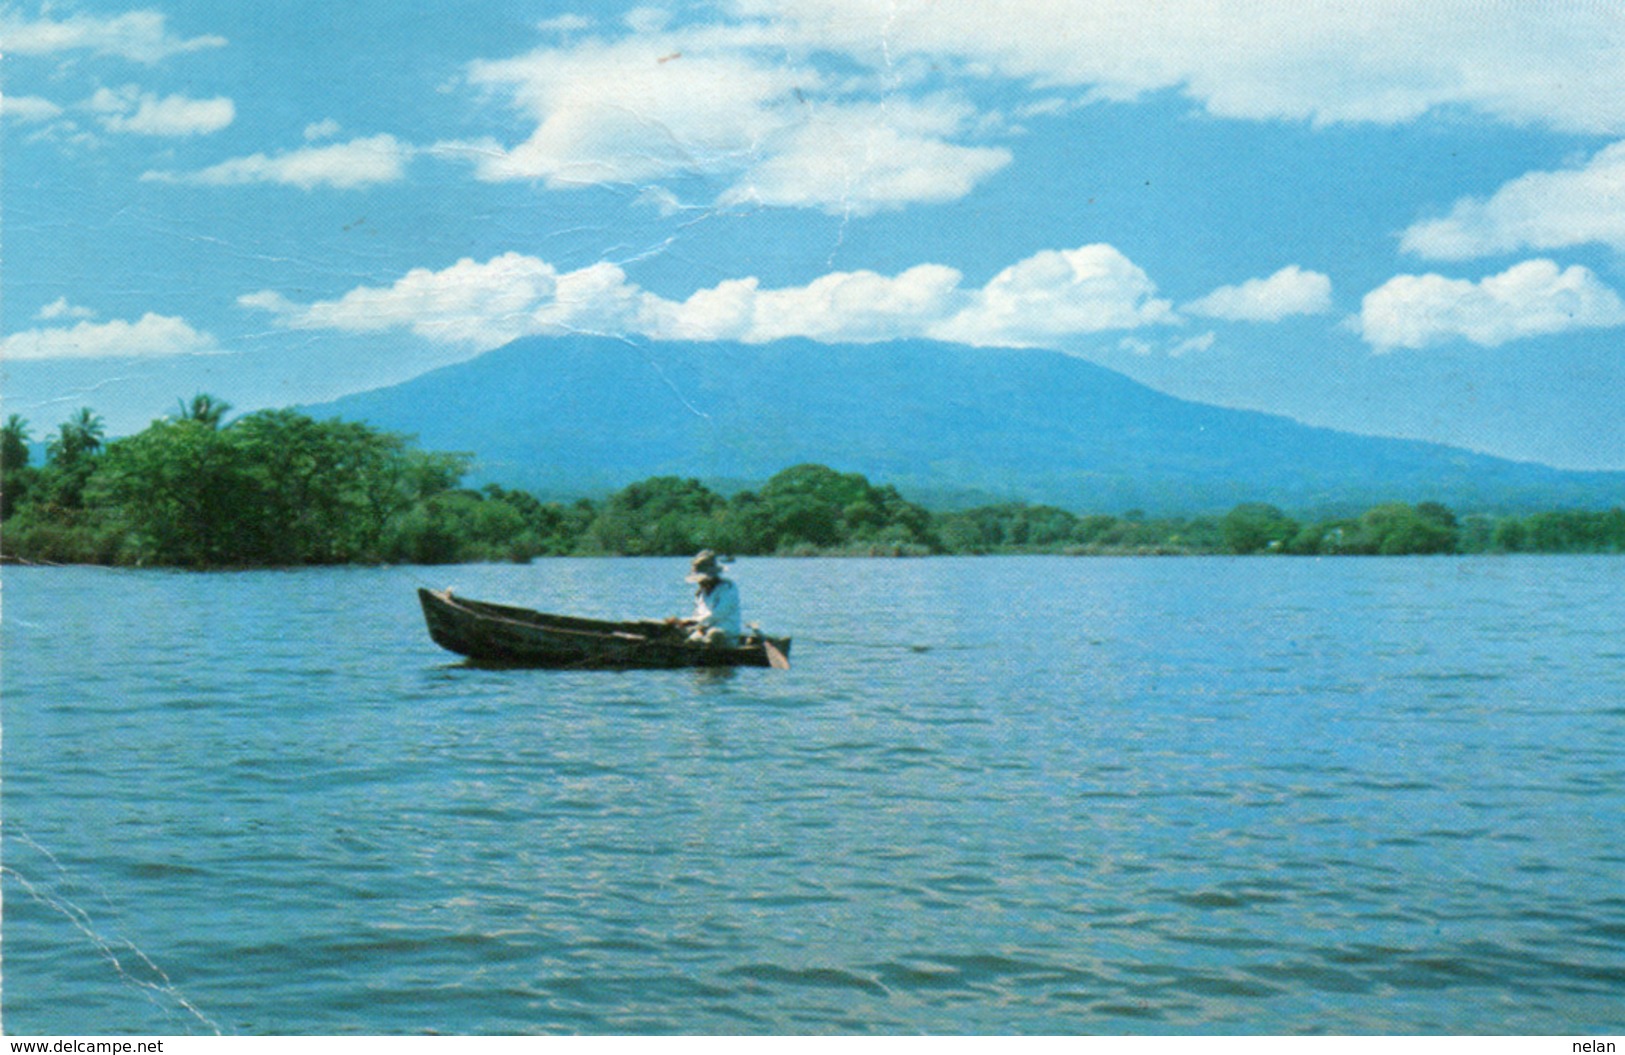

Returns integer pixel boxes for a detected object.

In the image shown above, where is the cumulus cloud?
[0,9,226,63]
[1184,265,1332,321]
[715,103,1012,215]
[452,1,1625,217]
[1,95,65,123]
[36,297,98,321]
[457,26,1010,212]
[655,265,967,342]
[239,253,626,349]
[245,255,962,349]
[464,38,806,186]
[243,244,1182,353]
[1358,259,1625,350]
[728,0,1625,134]
[931,244,1176,346]
[1,313,217,361]
[142,135,412,189]
[87,86,234,136]
[302,118,342,141]
[1401,140,1625,259]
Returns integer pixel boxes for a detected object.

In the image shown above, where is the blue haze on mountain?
[305,336,1625,515]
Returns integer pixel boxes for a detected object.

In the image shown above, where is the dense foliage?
[2,403,470,566]
[2,400,1621,567]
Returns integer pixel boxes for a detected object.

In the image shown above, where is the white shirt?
[691,578,742,638]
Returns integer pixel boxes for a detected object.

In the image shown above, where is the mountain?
[304,335,1625,514]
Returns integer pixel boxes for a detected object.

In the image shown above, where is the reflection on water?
[3,557,1623,1034]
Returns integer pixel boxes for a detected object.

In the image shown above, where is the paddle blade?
[763,640,791,670]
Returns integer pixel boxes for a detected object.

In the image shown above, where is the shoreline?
[6,548,1622,570]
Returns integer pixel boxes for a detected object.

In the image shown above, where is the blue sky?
[4,0,1625,469]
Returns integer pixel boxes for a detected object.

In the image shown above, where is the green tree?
[383,490,529,563]
[1605,508,1625,552]
[1072,514,1123,548]
[1521,509,1625,552]
[94,408,439,565]
[479,484,595,557]
[1494,517,1528,552]
[1360,502,1458,554]
[714,490,779,554]
[2,415,31,472]
[94,419,247,565]
[933,504,1011,552]
[1457,514,1498,553]
[586,476,724,555]
[1221,503,1299,554]
[931,503,1082,552]
[46,408,106,466]
[747,464,937,553]
[37,407,108,509]
[1163,515,1224,553]
[227,410,417,563]
[1,415,35,520]
[175,393,233,429]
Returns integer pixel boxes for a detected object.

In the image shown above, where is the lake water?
[3,557,1623,1035]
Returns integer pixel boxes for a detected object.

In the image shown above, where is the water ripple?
[5,558,1625,1033]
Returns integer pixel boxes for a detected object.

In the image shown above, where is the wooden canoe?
[417,588,791,669]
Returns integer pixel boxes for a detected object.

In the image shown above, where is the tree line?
[2,400,1622,567]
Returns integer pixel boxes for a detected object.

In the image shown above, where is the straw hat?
[685,549,728,582]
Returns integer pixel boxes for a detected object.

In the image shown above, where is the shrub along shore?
[2,401,1622,568]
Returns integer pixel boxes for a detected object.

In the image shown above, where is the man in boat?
[681,549,742,646]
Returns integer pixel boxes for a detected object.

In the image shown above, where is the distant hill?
[304,335,1625,514]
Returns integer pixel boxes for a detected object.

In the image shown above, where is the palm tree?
[46,407,106,466]
[175,393,232,429]
[1,414,31,472]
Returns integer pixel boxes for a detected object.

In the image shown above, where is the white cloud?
[88,86,234,136]
[303,118,342,141]
[458,27,1009,212]
[1118,332,1218,358]
[728,0,1625,134]
[1358,259,1625,350]
[452,1,1625,218]
[655,265,967,342]
[1,313,217,361]
[1401,141,1625,259]
[142,135,412,189]
[465,38,804,186]
[537,14,593,34]
[624,8,671,34]
[243,254,671,349]
[931,244,1176,346]
[0,9,226,63]
[36,297,98,321]
[240,253,603,349]
[244,244,1180,352]
[716,102,1012,215]
[1170,331,1217,357]
[1184,265,1332,321]
[1,95,64,123]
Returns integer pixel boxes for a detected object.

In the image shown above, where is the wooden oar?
[763,639,791,670]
